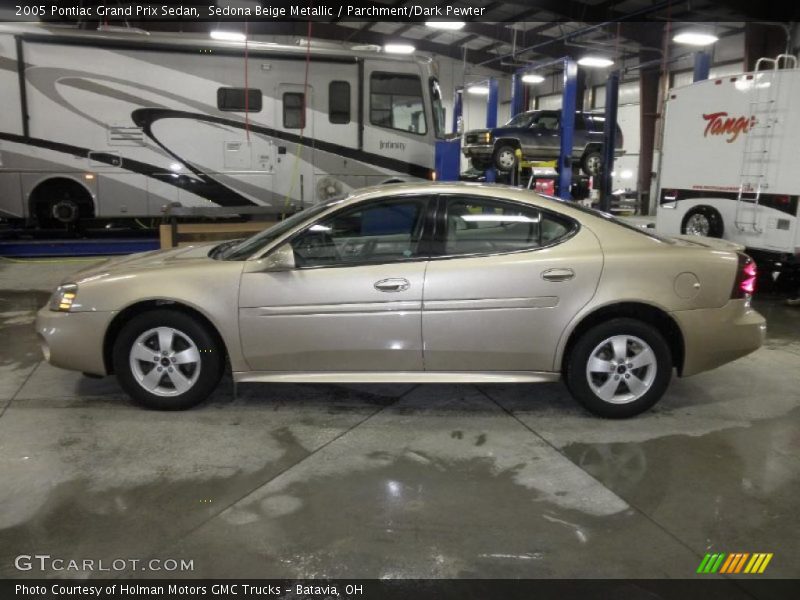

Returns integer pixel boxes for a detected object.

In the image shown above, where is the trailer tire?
[681,206,724,238]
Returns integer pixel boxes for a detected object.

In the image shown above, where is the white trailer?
[0,24,444,226]
[656,55,800,272]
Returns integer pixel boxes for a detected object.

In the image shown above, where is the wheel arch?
[558,301,685,376]
[103,299,229,375]
[27,176,97,219]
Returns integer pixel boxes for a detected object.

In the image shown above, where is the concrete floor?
[0,257,798,580]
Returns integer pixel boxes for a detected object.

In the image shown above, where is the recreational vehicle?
[0,24,443,227]
[656,55,800,274]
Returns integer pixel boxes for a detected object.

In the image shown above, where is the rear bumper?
[672,300,766,377]
[36,307,115,376]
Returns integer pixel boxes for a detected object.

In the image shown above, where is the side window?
[291,197,428,267]
[443,197,573,256]
[217,87,262,112]
[370,73,427,135]
[329,81,351,124]
[283,92,305,129]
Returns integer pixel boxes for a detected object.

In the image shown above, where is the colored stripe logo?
[697,552,773,574]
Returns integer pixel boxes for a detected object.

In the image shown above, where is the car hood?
[66,242,220,284]
[465,127,522,137]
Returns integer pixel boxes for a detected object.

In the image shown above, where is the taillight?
[731,253,757,298]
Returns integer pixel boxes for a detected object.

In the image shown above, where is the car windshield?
[217,200,341,260]
[549,197,676,244]
[504,113,535,128]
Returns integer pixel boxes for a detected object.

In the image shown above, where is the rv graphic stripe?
[130,108,433,180]
[0,132,257,207]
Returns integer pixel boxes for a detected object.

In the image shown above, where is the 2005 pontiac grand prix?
[36,183,766,418]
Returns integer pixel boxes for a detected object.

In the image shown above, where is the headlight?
[480,132,492,143]
[49,283,79,312]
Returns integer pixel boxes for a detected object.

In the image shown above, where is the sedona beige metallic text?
[36,183,766,417]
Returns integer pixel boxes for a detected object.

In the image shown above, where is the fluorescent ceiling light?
[210,30,246,42]
[577,56,614,68]
[425,21,466,30]
[673,31,719,46]
[383,43,415,54]
[467,85,489,95]
[522,73,545,84]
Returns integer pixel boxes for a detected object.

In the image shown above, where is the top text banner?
[2,0,793,22]
[7,1,494,22]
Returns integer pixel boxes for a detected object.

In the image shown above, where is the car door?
[422,195,603,372]
[527,110,562,158]
[239,195,432,372]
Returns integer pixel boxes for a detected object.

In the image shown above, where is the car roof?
[341,182,576,214]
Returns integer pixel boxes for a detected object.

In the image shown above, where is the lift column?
[484,77,499,182]
[600,70,620,212]
[693,51,711,82]
[558,58,577,199]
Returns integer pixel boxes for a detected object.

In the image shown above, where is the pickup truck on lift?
[462,109,624,175]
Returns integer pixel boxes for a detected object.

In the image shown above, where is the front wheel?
[112,309,224,410]
[564,318,673,418]
[493,145,518,172]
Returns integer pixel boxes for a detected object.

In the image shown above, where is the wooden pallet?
[159,220,275,249]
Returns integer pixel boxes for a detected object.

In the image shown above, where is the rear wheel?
[581,149,602,176]
[681,206,724,238]
[112,310,223,410]
[565,318,672,418]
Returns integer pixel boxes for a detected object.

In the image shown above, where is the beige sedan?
[36,183,766,418]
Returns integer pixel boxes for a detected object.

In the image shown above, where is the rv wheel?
[681,206,724,238]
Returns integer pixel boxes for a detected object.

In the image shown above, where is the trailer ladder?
[735,54,797,232]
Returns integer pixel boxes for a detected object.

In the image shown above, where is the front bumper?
[672,300,766,377]
[36,307,116,376]
[462,144,493,158]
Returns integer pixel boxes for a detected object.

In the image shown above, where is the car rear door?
[421,195,603,372]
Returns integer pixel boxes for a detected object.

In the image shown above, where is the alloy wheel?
[129,327,201,397]
[585,335,658,404]
[684,213,711,236]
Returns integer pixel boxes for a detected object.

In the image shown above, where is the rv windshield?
[430,77,446,139]
[218,200,340,261]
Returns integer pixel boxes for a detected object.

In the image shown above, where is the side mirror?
[265,243,296,271]
[245,243,296,273]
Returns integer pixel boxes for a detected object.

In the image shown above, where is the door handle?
[374,278,410,292]
[541,268,575,282]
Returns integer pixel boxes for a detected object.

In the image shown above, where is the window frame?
[274,194,436,270]
[328,80,351,125]
[217,87,262,113]
[369,71,428,136]
[282,91,306,129]
[431,195,580,259]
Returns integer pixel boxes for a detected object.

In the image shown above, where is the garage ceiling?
[43,0,761,72]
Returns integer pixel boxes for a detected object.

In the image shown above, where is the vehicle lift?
[436,57,620,211]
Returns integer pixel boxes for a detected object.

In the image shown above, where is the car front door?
[422,195,603,372]
[239,195,431,372]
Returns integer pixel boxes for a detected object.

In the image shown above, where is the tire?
[564,318,673,418]
[493,144,518,172]
[581,149,602,176]
[681,206,724,238]
[112,309,224,410]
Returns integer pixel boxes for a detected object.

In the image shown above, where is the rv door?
[274,83,314,207]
